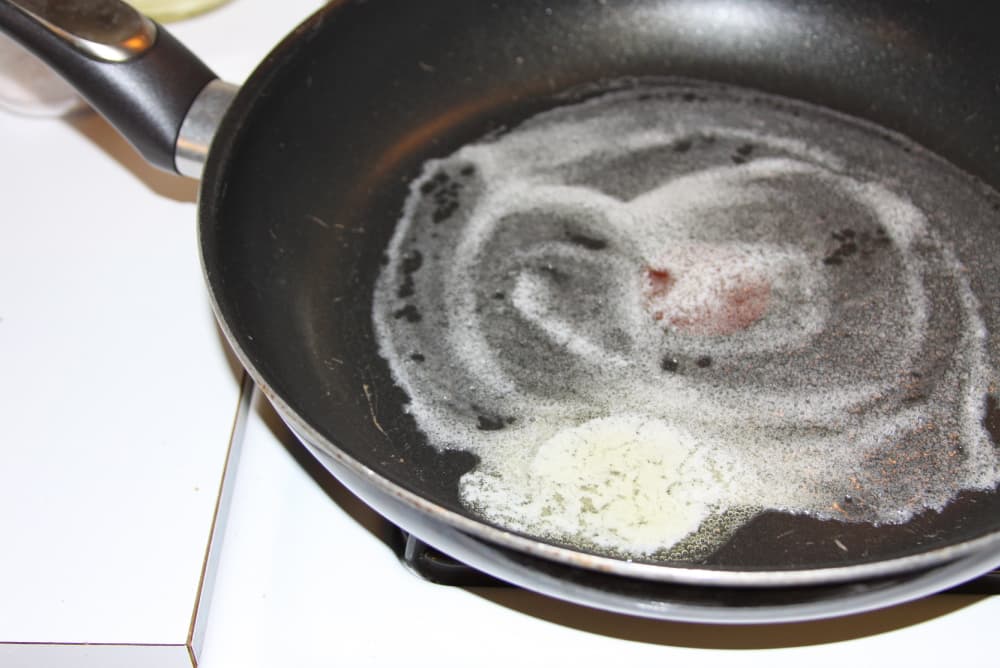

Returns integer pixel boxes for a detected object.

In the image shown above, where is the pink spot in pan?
[643,244,772,336]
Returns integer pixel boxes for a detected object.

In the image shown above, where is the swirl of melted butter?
[372,82,1000,558]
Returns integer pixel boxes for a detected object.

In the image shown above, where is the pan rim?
[249,365,1000,587]
[308,435,1000,622]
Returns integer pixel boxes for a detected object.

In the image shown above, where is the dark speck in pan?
[986,394,1000,445]
[393,304,422,322]
[566,232,608,250]
[476,415,507,431]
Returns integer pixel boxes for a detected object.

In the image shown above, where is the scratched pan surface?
[202,0,1000,586]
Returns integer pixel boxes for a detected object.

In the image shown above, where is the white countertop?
[2,1,998,666]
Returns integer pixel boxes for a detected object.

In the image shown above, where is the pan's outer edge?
[301,430,1000,623]
[253,375,1000,588]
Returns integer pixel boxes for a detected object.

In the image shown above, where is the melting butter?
[487,416,727,553]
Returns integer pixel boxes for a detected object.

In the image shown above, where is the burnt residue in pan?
[370,80,1000,561]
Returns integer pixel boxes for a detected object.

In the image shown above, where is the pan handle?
[0,0,228,176]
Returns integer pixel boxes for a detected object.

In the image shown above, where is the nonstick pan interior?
[200,0,1000,584]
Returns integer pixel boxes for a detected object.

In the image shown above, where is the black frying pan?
[4,0,1000,600]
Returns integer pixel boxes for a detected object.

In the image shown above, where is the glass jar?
[128,0,231,23]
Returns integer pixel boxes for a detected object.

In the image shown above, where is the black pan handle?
[0,0,224,175]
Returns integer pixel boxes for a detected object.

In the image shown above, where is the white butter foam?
[371,81,1000,558]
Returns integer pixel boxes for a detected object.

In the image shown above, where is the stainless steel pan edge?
[264,374,1000,589]
[289,408,1000,623]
